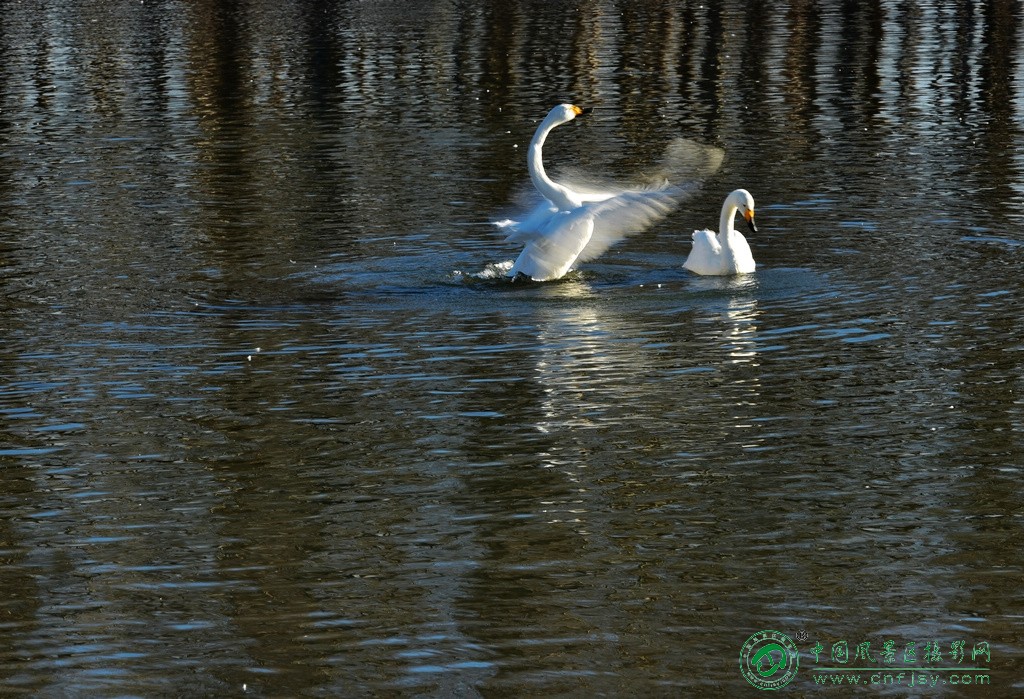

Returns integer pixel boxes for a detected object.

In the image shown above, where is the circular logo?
[739,630,800,690]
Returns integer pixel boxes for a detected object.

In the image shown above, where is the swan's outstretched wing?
[508,213,594,281]
[497,200,556,241]
[574,185,688,263]
[556,138,725,194]
[496,189,612,241]
[657,138,725,182]
[507,185,686,280]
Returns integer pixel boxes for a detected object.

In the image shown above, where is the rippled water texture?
[1,1,1023,696]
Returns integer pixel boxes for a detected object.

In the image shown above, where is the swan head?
[728,188,757,234]
[545,103,593,127]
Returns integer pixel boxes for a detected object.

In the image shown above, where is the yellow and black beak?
[744,209,758,234]
[571,105,594,117]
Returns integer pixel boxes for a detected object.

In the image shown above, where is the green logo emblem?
[740,630,800,690]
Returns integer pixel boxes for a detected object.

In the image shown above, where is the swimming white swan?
[499,104,680,281]
[683,189,758,275]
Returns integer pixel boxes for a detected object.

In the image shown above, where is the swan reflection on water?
[522,280,764,451]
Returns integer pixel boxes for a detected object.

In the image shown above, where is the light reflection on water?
[1,0,1023,696]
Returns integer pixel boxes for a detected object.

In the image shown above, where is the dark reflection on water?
[1,0,1023,695]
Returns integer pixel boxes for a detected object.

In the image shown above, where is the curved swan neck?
[720,200,739,239]
[528,115,575,210]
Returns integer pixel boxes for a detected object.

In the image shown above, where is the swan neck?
[528,117,572,210]
[720,201,739,240]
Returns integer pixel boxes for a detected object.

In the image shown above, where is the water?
[1,1,1022,696]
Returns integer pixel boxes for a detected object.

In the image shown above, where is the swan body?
[683,189,757,275]
[500,104,678,281]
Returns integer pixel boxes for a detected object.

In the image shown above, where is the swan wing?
[576,190,617,204]
[497,200,560,243]
[508,213,595,281]
[574,186,682,264]
[683,229,724,275]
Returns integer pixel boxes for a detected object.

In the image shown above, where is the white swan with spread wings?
[497,104,686,281]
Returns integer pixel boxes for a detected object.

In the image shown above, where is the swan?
[498,104,680,281]
[683,189,758,275]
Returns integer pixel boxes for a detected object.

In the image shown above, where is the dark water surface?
[1,1,1023,696]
